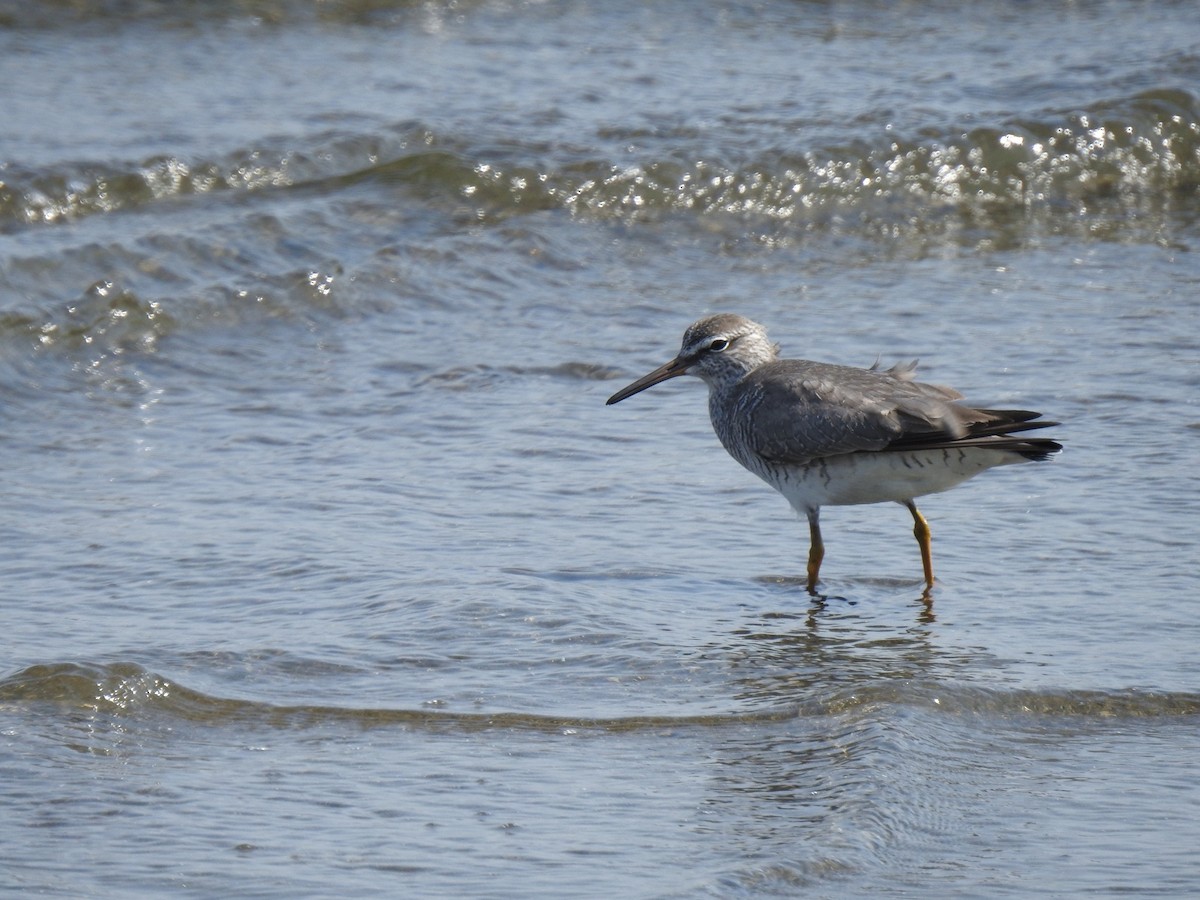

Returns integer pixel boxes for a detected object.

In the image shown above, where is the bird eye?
[709,338,729,352]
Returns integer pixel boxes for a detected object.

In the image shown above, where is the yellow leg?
[806,509,824,593]
[905,500,934,587]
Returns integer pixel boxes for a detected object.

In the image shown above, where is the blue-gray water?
[3,1,1199,896]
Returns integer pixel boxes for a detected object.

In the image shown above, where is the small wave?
[5,89,1197,239]
[809,680,1200,720]
[4,662,1198,735]
[0,131,422,231]
[0,0,471,29]
[0,278,174,354]
[555,88,1200,240]
[0,269,351,381]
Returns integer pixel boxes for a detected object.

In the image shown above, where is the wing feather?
[738,359,980,466]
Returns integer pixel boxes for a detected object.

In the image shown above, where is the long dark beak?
[606,357,690,405]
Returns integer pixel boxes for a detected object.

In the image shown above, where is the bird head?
[606,314,779,405]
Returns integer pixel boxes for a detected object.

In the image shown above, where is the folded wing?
[741,359,1060,465]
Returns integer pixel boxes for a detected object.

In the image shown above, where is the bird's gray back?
[710,358,968,468]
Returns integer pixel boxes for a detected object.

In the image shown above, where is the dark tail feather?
[893,434,1062,459]
[971,409,1059,432]
[963,417,1060,440]
[888,409,1063,459]
[974,408,1043,423]
[1012,437,1063,462]
[970,410,1061,459]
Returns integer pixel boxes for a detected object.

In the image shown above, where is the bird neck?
[699,362,752,397]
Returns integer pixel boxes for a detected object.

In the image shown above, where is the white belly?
[757,447,1027,512]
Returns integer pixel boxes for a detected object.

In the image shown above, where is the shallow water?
[3,1,1200,896]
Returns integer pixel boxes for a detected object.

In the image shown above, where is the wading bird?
[606,314,1061,592]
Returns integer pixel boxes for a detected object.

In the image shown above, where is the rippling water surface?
[3,1,1200,896]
